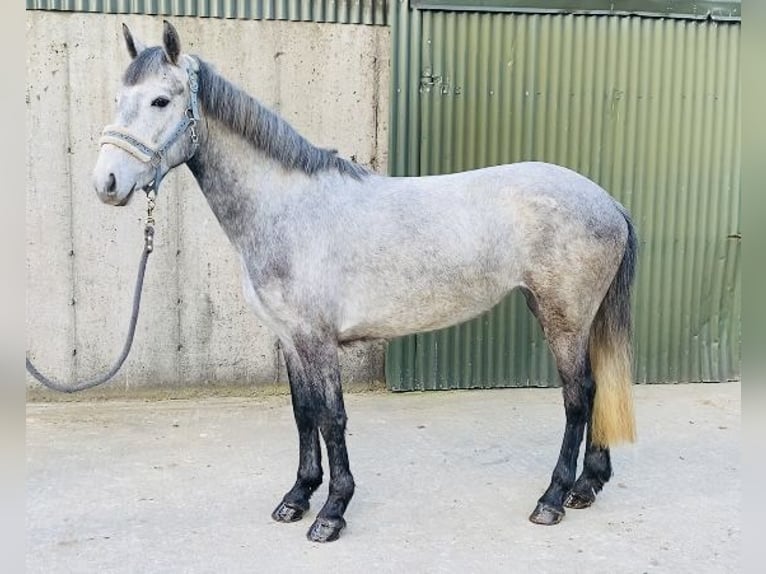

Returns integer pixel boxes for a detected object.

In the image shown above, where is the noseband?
[99,58,200,194]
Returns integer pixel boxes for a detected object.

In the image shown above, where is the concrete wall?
[26,12,390,393]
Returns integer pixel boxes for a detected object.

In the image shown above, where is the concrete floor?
[27,382,740,574]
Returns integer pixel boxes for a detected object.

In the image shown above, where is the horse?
[93,21,637,543]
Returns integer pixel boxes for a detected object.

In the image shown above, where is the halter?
[99,57,200,195]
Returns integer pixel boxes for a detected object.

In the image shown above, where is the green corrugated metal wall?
[387,3,741,390]
[25,0,388,25]
[410,0,740,20]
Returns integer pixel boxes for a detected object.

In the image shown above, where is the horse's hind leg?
[521,287,595,525]
[273,334,355,543]
[564,368,613,509]
[528,333,591,525]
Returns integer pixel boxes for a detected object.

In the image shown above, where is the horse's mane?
[196,58,369,180]
[123,48,369,181]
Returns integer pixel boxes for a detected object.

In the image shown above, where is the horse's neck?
[185,117,310,246]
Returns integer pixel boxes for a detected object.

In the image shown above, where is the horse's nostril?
[106,173,116,195]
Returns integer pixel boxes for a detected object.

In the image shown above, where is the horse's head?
[93,21,200,206]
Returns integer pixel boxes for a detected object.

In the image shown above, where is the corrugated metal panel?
[25,0,388,26]
[387,5,740,390]
[411,0,741,21]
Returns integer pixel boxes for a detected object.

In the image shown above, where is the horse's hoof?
[564,488,596,509]
[307,516,346,543]
[529,502,565,525]
[271,501,308,523]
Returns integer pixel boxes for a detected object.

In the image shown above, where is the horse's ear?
[162,20,181,65]
[122,23,145,59]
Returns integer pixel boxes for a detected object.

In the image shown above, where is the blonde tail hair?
[590,208,638,448]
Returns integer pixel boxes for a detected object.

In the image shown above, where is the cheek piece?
[98,57,200,194]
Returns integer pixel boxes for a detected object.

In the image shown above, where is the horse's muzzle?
[93,165,136,206]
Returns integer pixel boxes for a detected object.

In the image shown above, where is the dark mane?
[123,49,369,180]
[196,58,369,180]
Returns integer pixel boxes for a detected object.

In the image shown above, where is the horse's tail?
[589,205,638,448]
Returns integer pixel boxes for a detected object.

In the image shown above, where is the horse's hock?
[25,12,391,393]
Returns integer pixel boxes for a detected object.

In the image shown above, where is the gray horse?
[93,22,637,543]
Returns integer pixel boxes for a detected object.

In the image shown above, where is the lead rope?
[25,192,157,393]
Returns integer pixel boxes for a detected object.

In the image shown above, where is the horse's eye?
[151,97,170,108]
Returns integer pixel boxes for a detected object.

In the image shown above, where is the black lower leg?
[272,354,323,524]
[565,432,612,509]
[529,371,588,525]
[279,336,354,543]
[307,394,355,543]
[272,425,322,522]
[565,372,612,509]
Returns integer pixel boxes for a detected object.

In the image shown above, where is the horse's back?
[331,162,629,341]
[410,161,621,216]
[366,161,629,272]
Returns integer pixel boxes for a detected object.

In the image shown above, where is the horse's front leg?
[273,335,355,543]
[308,340,355,543]
[271,349,324,523]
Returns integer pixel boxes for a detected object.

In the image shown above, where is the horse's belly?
[337,280,515,341]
